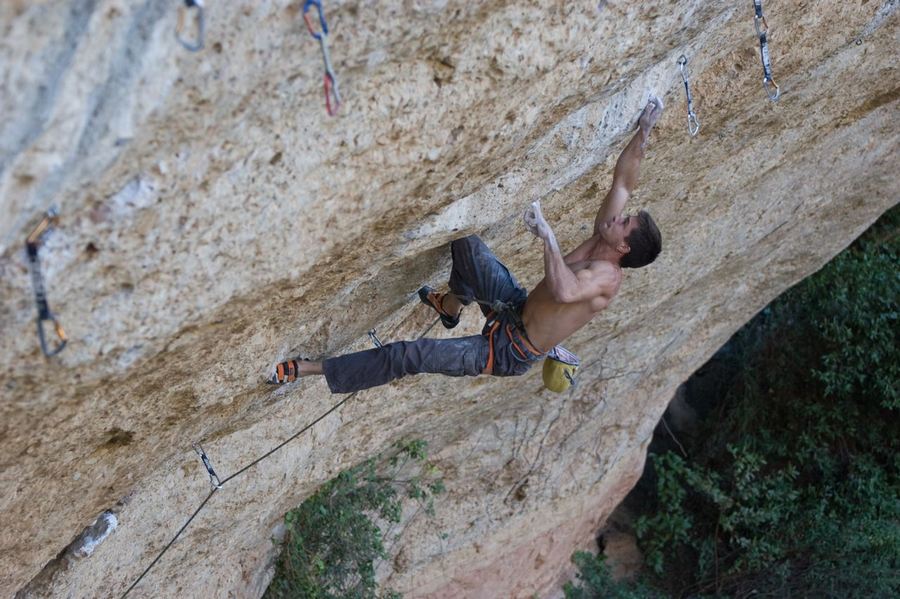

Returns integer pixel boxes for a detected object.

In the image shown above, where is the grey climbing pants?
[322,235,547,394]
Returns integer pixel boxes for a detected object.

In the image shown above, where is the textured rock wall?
[1,1,897,597]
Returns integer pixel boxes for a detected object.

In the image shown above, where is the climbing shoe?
[268,358,306,385]
[418,286,459,329]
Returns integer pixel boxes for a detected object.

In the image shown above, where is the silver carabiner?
[176,0,205,52]
[368,329,384,348]
[677,55,701,137]
[763,78,781,102]
[687,112,700,136]
[192,442,223,489]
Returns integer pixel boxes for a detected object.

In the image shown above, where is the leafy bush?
[562,551,664,599]
[264,439,444,599]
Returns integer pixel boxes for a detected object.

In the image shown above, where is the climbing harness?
[175,0,205,52]
[303,0,341,116]
[677,55,701,136]
[752,0,780,101]
[446,292,559,381]
[449,293,525,328]
[25,208,68,357]
[368,328,384,348]
[452,293,579,390]
[191,443,222,489]
[446,293,523,376]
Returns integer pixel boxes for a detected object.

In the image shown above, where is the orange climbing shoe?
[418,286,459,329]
[268,358,307,385]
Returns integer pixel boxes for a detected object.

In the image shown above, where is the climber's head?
[609,210,661,269]
[620,209,661,268]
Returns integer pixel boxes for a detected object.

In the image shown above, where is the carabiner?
[687,112,700,137]
[753,14,768,39]
[763,78,780,102]
[324,72,341,116]
[26,208,67,358]
[368,328,384,348]
[192,443,223,489]
[25,207,58,247]
[37,317,68,358]
[303,0,328,40]
[677,55,701,136]
[176,0,205,52]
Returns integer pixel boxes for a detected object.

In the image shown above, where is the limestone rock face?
[1,1,897,597]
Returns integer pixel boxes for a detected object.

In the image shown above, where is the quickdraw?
[25,208,68,357]
[677,55,701,136]
[752,0,780,101]
[303,0,341,116]
[176,0,205,52]
[192,443,223,489]
[368,328,384,348]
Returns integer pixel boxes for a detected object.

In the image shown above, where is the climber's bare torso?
[522,235,623,351]
[520,97,663,352]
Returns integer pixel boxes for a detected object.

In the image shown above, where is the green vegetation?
[563,551,664,599]
[264,439,445,599]
[567,206,899,598]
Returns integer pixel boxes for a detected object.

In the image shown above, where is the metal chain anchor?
[176,0,205,52]
[26,208,68,357]
[677,55,701,136]
[192,443,223,489]
[753,0,780,101]
[303,0,341,116]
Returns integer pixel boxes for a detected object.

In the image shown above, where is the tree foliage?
[264,439,444,599]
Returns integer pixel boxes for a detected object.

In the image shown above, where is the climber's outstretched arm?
[593,98,664,234]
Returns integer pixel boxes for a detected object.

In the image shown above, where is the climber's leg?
[321,335,489,393]
[448,235,527,317]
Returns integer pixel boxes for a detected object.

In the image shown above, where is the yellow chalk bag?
[542,345,580,393]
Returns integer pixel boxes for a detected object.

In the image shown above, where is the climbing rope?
[752,0,780,101]
[175,0,205,52]
[121,386,364,597]
[120,312,442,597]
[25,208,68,357]
[303,0,341,116]
[677,55,700,136]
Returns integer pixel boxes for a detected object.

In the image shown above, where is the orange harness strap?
[504,323,546,357]
[506,324,527,359]
[482,320,501,374]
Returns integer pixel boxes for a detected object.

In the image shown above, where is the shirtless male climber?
[268,97,664,391]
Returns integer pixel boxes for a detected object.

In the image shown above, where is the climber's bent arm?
[542,229,610,304]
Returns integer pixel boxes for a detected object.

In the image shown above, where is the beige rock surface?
[1,1,897,597]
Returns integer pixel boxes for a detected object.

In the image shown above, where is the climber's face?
[599,213,638,251]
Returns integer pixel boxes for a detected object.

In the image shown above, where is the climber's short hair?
[621,210,661,269]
